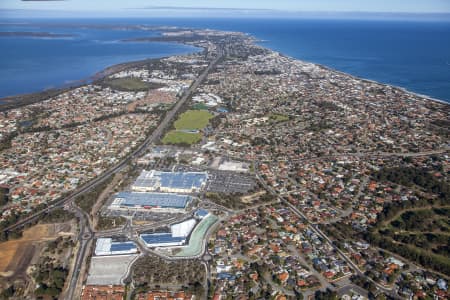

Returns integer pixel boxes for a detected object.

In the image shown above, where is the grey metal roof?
[133,170,208,190]
[140,233,185,245]
[116,192,190,208]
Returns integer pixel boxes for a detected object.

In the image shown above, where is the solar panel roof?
[133,170,208,190]
[110,242,137,252]
[140,233,185,245]
[158,172,207,189]
[116,192,190,208]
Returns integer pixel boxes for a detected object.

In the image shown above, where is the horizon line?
[2,8,450,14]
[2,9,450,21]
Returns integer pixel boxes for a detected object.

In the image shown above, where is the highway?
[2,165,125,233]
[94,216,180,238]
[65,201,94,300]
[2,47,225,235]
[64,47,224,300]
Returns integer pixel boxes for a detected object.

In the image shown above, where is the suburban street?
[2,47,225,235]
[254,162,403,299]
[1,8,448,300]
[64,46,224,300]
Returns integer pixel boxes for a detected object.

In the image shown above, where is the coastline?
[1,26,449,109]
[314,60,450,106]
[0,25,201,102]
[1,23,449,297]
[0,57,170,110]
[0,31,75,38]
[317,61,450,106]
[268,49,450,107]
[0,46,203,111]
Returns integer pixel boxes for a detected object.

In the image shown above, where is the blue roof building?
[110,192,190,211]
[95,238,138,256]
[194,209,209,219]
[132,170,208,193]
[217,107,229,113]
[438,279,448,291]
[217,273,236,281]
[140,233,186,247]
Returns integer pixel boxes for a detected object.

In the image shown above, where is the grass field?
[162,109,213,145]
[174,110,213,130]
[162,130,202,145]
[102,77,162,91]
[269,113,289,122]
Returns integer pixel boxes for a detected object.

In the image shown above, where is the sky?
[1,0,450,18]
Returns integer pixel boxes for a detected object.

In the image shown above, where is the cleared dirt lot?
[0,223,73,278]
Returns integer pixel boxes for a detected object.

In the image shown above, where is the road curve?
[64,47,224,300]
[254,163,402,299]
[3,47,224,234]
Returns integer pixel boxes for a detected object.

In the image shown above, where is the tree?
[0,286,15,300]
[315,289,338,300]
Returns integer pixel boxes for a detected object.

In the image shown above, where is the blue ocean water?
[1,18,450,102]
[0,22,199,98]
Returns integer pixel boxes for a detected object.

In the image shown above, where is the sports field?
[162,130,202,145]
[174,110,213,130]
[102,77,162,91]
[269,113,289,122]
[163,109,213,145]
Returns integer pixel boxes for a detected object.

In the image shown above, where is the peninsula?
[0,31,75,38]
[0,26,448,300]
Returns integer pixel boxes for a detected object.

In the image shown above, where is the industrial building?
[194,209,209,219]
[109,192,191,212]
[218,160,250,173]
[131,170,208,193]
[140,218,197,248]
[140,233,186,247]
[171,218,196,237]
[94,238,138,256]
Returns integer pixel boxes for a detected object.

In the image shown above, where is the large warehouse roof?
[95,238,112,255]
[95,238,137,256]
[140,233,185,246]
[171,218,197,238]
[113,192,190,208]
[139,219,197,248]
[133,170,208,191]
[110,242,137,253]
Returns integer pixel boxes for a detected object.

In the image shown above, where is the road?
[64,47,224,300]
[3,47,225,235]
[289,204,401,299]
[2,165,125,233]
[267,148,449,164]
[94,216,180,238]
[253,162,402,299]
[65,201,94,300]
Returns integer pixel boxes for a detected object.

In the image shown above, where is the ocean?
[0,21,199,98]
[1,18,450,102]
